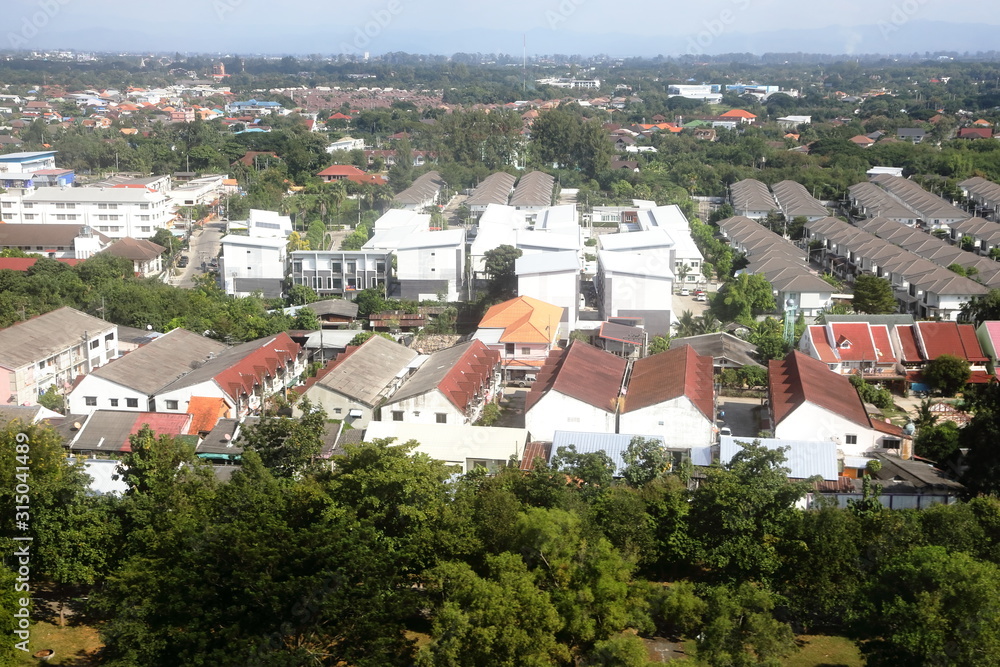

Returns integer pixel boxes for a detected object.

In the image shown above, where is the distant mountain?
[20,20,1000,58]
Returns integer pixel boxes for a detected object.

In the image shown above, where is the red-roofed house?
[619,345,716,447]
[377,340,501,425]
[186,396,231,436]
[976,321,1000,380]
[524,342,627,441]
[316,164,388,186]
[910,320,992,385]
[769,351,905,457]
[719,109,757,124]
[958,127,994,140]
[67,410,193,455]
[153,333,305,417]
[800,322,902,379]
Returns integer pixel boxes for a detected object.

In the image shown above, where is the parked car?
[679,288,690,296]
[695,294,707,302]
[693,289,706,296]
[511,375,536,388]
[719,426,732,437]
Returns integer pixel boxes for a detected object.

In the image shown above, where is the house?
[294,334,419,428]
[619,345,716,449]
[897,321,992,390]
[316,164,387,186]
[0,307,118,406]
[721,436,839,481]
[394,229,466,301]
[524,342,627,441]
[240,209,292,239]
[326,136,366,152]
[799,322,903,381]
[849,135,876,147]
[729,179,776,220]
[67,328,227,415]
[185,395,231,437]
[0,224,110,259]
[896,128,927,143]
[976,321,1000,380]
[817,453,963,509]
[0,404,62,425]
[510,171,555,218]
[219,234,287,297]
[595,320,646,358]
[466,172,517,213]
[102,237,165,277]
[776,115,811,129]
[719,109,757,124]
[596,248,673,336]
[378,340,501,426]
[474,295,564,384]
[289,249,392,298]
[769,351,909,458]
[363,421,529,473]
[393,171,445,211]
[516,251,580,332]
[958,127,994,140]
[153,333,305,417]
[289,299,359,327]
[66,410,195,457]
[670,332,763,371]
[771,180,828,222]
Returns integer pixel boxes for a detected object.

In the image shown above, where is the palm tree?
[673,310,700,338]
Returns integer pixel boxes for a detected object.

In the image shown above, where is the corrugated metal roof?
[720,436,839,481]
[769,351,872,431]
[525,342,626,414]
[623,345,715,420]
[92,328,227,395]
[551,431,664,475]
[0,307,115,370]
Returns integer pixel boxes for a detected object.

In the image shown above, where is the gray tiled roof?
[90,328,227,395]
[0,307,114,370]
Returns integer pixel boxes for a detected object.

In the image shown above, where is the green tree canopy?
[851,274,897,314]
[923,353,971,396]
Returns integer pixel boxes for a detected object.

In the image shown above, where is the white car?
[719,426,732,437]
[679,288,690,296]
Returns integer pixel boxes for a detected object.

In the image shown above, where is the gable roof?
[317,164,366,178]
[623,345,714,420]
[478,295,564,344]
[186,396,229,435]
[769,351,872,429]
[103,237,165,262]
[312,334,418,406]
[525,341,627,414]
[70,410,192,452]
[671,332,763,368]
[0,307,113,370]
[914,321,988,363]
[90,328,227,395]
[388,340,499,412]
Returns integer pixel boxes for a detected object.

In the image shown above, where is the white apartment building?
[219,235,287,297]
[0,187,173,240]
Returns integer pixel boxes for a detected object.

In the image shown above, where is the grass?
[16,621,101,666]
[647,635,862,665]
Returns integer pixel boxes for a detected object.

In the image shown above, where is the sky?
[6,0,1000,57]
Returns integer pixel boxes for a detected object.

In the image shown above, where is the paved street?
[718,396,766,438]
[171,221,224,288]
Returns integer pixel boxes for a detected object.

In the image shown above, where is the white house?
[618,345,716,448]
[596,249,673,336]
[219,234,288,297]
[769,351,908,458]
[516,251,580,332]
[524,342,627,441]
[245,209,293,239]
[67,328,227,415]
[378,340,501,426]
[289,249,392,297]
[394,229,466,301]
[475,295,564,383]
[0,224,110,259]
[326,136,366,152]
[294,335,418,428]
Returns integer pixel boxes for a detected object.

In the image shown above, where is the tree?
[417,554,570,666]
[37,384,64,413]
[483,244,522,298]
[712,273,775,325]
[237,399,328,478]
[915,420,961,462]
[551,444,615,495]
[286,283,319,306]
[621,436,672,487]
[857,546,1000,667]
[696,583,797,667]
[851,274,897,314]
[648,334,671,355]
[688,441,810,583]
[923,354,971,396]
[959,383,1000,497]
[348,330,394,347]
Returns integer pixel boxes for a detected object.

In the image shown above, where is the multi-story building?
[289,249,392,298]
[0,307,118,406]
[220,234,287,298]
[0,186,173,239]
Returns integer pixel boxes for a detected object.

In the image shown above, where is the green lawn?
[16,621,101,666]
[653,635,862,665]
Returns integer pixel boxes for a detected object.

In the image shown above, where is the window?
[0,202,10,208]
[435,413,447,424]
[105,333,114,341]
[845,434,858,445]
[521,347,531,355]
[84,396,97,406]
[504,343,515,355]
[140,227,151,233]
[126,398,139,408]
[334,408,342,414]
[139,215,150,221]
[331,261,342,273]
[109,399,118,407]
[22,214,34,220]
[139,203,149,210]
[165,400,178,410]
[56,214,67,220]
[392,410,404,421]
[89,339,99,350]
[22,203,32,209]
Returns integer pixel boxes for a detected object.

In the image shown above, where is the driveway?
[717,396,764,439]
[496,387,527,429]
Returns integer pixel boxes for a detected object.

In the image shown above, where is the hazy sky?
[6,0,998,56]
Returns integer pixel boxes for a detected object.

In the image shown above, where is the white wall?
[608,272,673,314]
[301,384,376,429]
[525,391,617,441]
[619,398,713,448]
[153,380,233,416]
[67,375,148,415]
[518,270,579,331]
[379,390,469,425]
[776,403,877,458]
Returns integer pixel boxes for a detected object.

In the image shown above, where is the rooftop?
[0,307,114,370]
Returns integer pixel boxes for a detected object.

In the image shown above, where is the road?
[170,221,224,288]
[717,396,765,438]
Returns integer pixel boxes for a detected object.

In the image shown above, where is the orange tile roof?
[478,296,564,344]
[720,109,757,118]
[186,396,230,435]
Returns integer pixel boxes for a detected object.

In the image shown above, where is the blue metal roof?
[719,436,838,481]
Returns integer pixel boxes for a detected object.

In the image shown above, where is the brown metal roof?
[525,341,626,414]
[623,345,714,420]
